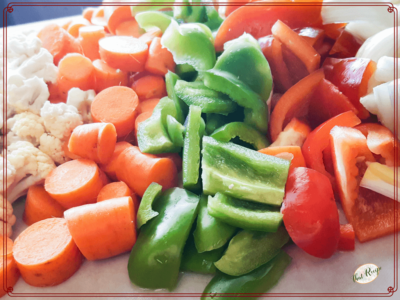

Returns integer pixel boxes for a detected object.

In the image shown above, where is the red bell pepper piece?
[302,111,361,189]
[296,27,325,48]
[322,23,346,40]
[271,118,311,147]
[214,0,323,52]
[329,30,363,58]
[338,224,355,251]
[323,57,377,119]
[259,146,306,173]
[224,0,253,17]
[281,44,310,85]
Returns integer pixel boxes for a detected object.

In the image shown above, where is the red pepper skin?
[323,23,346,40]
[338,224,355,251]
[282,167,340,259]
[329,30,363,59]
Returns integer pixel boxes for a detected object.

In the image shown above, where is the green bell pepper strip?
[183,105,205,191]
[165,71,187,123]
[193,194,236,253]
[201,136,290,206]
[130,0,172,15]
[166,115,185,148]
[161,20,216,73]
[214,227,290,276]
[138,97,183,154]
[205,113,230,136]
[175,64,198,82]
[204,6,223,31]
[180,231,225,274]
[135,11,172,33]
[128,188,200,290]
[210,122,269,150]
[173,0,191,20]
[201,250,292,299]
[208,193,283,232]
[175,80,238,114]
[136,182,162,229]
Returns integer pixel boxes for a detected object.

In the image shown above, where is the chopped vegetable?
[270,118,311,148]
[136,11,172,33]
[356,27,398,62]
[131,75,167,100]
[137,98,161,114]
[97,181,135,204]
[338,224,355,251]
[0,236,20,297]
[67,18,91,38]
[259,146,306,173]
[107,6,136,35]
[92,59,129,93]
[165,71,188,123]
[145,37,176,76]
[78,25,106,61]
[137,182,163,228]
[99,141,133,181]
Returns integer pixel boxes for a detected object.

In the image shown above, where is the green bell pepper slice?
[183,105,205,191]
[208,193,283,232]
[165,71,187,123]
[193,194,236,253]
[128,188,200,290]
[167,115,185,148]
[201,136,290,206]
[161,20,216,73]
[175,64,198,81]
[136,182,162,229]
[201,250,292,299]
[173,0,191,20]
[210,122,269,150]
[175,80,238,114]
[135,11,172,33]
[204,6,223,31]
[205,113,230,136]
[131,0,172,15]
[214,227,290,276]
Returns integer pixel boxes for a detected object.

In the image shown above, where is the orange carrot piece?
[91,7,107,27]
[99,141,133,181]
[135,111,152,141]
[78,25,106,61]
[91,86,139,137]
[259,146,306,173]
[13,218,83,287]
[131,75,167,101]
[68,123,117,165]
[62,140,81,160]
[157,153,183,172]
[92,59,129,93]
[138,28,163,47]
[107,6,135,35]
[61,20,73,30]
[57,53,95,97]
[116,146,178,197]
[97,181,132,201]
[64,197,137,260]
[23,185,65,226]
[98,168,111,186]
[137,98,160,114]
[116,19,143,37]
[45,159,104,209]
[37,24,82,65]
[145,37,176,76]
[67,18,91,38]
[0,236,20,297]
[99,36,148,72]
[47,81,65,103]
[82,7,95,22]
[270,117,312,147]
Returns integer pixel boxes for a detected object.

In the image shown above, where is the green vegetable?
[175,80,238,114]
[137,182,163,229]
[201,250,292,299]
[165,71,187,122]
[128,188,200,290]
[131,0,172,15]
[175,64,198,81]
[193,194,236,253]
[173,0,191,20]
[183,105,205,191]
[215,227,290,276]
[135,11,172,33]
[208,193,283,232]
[201,136,290,206]
[167,115,185,148]
[210,122,269,150]
[204,6,223,31]
[186,0,206,23]
[161,20,216,73]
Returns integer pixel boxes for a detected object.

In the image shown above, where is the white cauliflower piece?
[7,141,56,203]
[0,159,16,193]
[7,74,49,115]
[6,112,45,146]
[66,88,96,123]
[7,33,42,60]
[40,101,83,139]
[39,133,70,165]
[0,194,16,237]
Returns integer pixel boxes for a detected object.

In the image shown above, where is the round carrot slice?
[116,19,143,37]
[0,236,19,297]
[91,86,139,137]
[13,218,83,287]
[82,7,95,22]
[97,181,132,202]
[78,25,106,61]
[67,18,91,38]
[99,36,148,72]
[99,141,133,181]
[92,59,128,93]
[45,159,104,209]
[107,6,135,35]
[137,98,160,114]
[131,75,167,100]
[91,7,107,27]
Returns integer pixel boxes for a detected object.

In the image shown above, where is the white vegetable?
[0,194,16,237]
[0,159,16,193]
[7,74,49,115]
[39,133,70,165]
[7,33,42,60]
[345,21,389,41]
[66,88,96,123]
[375,56,399,83]
[6,112,45,146]
[40,101,83,139]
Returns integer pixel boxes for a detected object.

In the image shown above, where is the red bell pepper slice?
[302,111,361,189]
[259,146,306,173]
[223,0,253,17]
[329,30,363,58]
[296,27,325,48]
[322,23,346,40]
[323,57,377,119]
[338,224,355,251]
[281,44,310,85]
[214,0,323,52]
[271,117,311,147]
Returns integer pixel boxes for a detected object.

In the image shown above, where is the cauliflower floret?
[0,194,17,237]
[40,101,83,139]
[7,141,56,203]
[66,88,96,123]
[7,33,42,60]
[7,74,49,115]
[39,133,70,165]
[6,112,45,146]
[0,159,16,193]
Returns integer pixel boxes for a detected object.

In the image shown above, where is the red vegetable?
[329,30,363,58]
[338,224,355,251]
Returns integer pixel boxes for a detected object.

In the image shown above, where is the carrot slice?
[137,98,160,114]
[64,197,137,260]
[97,181,132,201]
[99,141,133,181]
[61,20,73,30]
[37,24,82,65]
[45,159,104,209]
[116,19,143,37]
[138,28,163,47]
[0,236,19,297]
[99,36,148,72]
[91,7,107,27]
[131,75,167,101]
[116,146,178,197]
[145,37,176,76]
[91,86,139,137]
[23,185,65,226]
[82,7,95,22]
[13,218,83,287]
[78,25,106,61]
[156,153,183,172]
[135,111,152,141]
[98,168,110,186]
[67,18,91,38]
[259,146,306,172]
[92,59,128,93]
[57,53,95,97]
[107,6,136,35]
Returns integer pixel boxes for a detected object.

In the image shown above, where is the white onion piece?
[345,21,388,41]
[375,56,399,82]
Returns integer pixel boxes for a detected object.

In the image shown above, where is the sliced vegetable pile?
[1,0,399,297]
